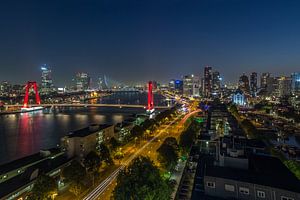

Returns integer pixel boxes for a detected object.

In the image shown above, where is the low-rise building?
[204,155,300,200]
[0,148,70,199]
[61,124,115,160]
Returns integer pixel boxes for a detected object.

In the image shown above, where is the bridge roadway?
[4,103,170,109]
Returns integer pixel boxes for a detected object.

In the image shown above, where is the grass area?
[270,148,300,180]
[284,160,300,179]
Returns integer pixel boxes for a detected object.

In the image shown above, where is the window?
[281,197,294,200]
[206,181,215,188]
[257,190,265,198]
[225,184,235,192]
[239,187,249,195]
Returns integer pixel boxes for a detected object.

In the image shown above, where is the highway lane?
[83,114,183,200]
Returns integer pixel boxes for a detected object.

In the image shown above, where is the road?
[83,114,184,200]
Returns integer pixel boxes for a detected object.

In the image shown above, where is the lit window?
[206,181,215,188]
[239,187,249,195]
[225,184,235,192]
[257,190,265,198]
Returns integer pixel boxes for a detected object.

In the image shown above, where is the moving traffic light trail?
[23,81,41,108]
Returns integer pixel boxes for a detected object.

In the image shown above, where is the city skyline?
[1,0,300,85]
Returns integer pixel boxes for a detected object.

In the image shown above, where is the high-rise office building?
[204,66,212,98]
[250,72,258,97]
[212,71,221,98]
[291,72,300,95]
[277,76,292,97]
[75,72,91,91]
[239,73,250,94]
[0,81,11,96]
[192,75,200,97]
[260,73,270,89]
[265,76,277,96]
[174,80,183,94]
[98,77,103,90]
[169,79,175,91]
[40,64,54,94]
[183,75,193,97]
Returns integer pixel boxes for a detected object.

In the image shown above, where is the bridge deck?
[4,104,170,109]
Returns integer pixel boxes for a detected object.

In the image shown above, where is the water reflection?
[0,107,144,165]
[0,92,166,165]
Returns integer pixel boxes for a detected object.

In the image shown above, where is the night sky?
[0,0,300,86]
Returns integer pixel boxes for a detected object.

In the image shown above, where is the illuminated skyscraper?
[40,64,54,94]
[183,75,193,97]
[260,72,270,89]
[239,73,250,94]
[98,77,103,90]
[169,79,175,91]
[192,75,200,97]
[74,72,91,91]
[277,76,292,97]
[291,72,300,95]
[250,72,257,97]
[204,66,212,98]
[212,71,221,98]
[174,80,183,94]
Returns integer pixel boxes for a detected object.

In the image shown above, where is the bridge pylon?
[147,81,154,113]
[23,81,41,108]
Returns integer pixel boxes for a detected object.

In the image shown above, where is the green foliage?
[84,151,101,186]
[271,148,300,180]
[62,160,86,196]
[240,119,258,138]
[278,110,300,123]
[164,137,179,150]
[284,160,300,180]
[99,143,113,165]
[179,120,200,151]
[84,151,101,172]
[109,137,120,150]
[28,174,57,200]
[130,125,144,139]
[228,104,238,116]
[157,137,179,171]
[63,160,86,183]
[113,156,172,200]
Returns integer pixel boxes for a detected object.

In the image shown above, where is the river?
[0,91,167,165]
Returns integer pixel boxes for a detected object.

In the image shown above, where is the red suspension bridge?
[3,80,170,111]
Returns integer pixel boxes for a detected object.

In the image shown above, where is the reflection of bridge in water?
[4,103,170,109]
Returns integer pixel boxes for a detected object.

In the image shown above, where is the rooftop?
[0,148,61,175]
[205,154,300,193]
[68,124,113,138]
[0,152,70,198]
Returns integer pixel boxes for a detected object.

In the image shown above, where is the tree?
[62,160,86,197]
[109,137,120,150]
[99,143,113,165]
[228,104,239,119]
[28,174,57,200]
[84,151,101,186]
[164,137,179,150]
[130,125,144,139]
[113,156,172,200]
[179,120,200,151]
[157,140,178,171]
[241,119,257,138]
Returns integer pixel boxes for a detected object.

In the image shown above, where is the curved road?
[83,114,183,200]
